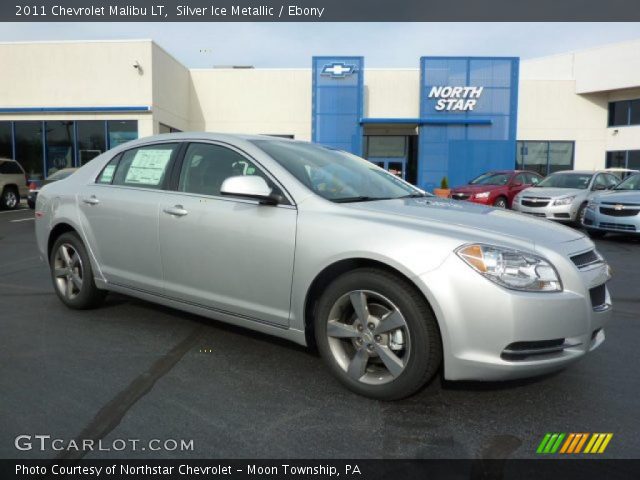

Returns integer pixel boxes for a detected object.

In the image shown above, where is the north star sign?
[428,85,484,111]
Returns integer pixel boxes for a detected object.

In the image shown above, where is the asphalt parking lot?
[1,204,638,460]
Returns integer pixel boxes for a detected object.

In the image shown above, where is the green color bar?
[543,434,559,454]
[537,433,552,454]
[550,433,566,453]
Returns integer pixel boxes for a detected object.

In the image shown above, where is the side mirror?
[220,176,280,205]
[593,184,607,191]
[512,182,523,187]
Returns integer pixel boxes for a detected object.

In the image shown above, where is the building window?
[77,121,106,165]
[159,123,182,134]
[607,150,640,170]
[45,121,75,177]
[608,99,640,127]
[365,136,407,158]
[516,141,574,176]
[0,122,12,159]
[107,120,137,148]
[14,122,44,180]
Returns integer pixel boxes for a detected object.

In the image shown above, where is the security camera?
[133,61,141,69]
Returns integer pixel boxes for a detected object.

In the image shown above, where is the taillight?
[29,182,38,192]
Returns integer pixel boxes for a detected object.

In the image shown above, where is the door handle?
[82,196,100,205]
[163,205,188,217]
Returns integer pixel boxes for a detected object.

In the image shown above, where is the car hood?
[451,184,502,193]
[520,187,584,198]
[593,190,640,204]
[344,197,584,247]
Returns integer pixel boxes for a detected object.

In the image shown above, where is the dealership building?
[0,38,639,190]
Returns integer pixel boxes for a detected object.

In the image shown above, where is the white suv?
[0,158,28,210]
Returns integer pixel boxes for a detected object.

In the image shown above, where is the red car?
[450,170,544,208]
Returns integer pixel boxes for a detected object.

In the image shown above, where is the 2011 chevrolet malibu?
[35,133,613,400]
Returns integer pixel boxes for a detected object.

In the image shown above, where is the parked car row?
[449,168,640,237]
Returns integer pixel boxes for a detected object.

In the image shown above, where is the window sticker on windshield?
[125,149,172,185]
[100,164,116,183]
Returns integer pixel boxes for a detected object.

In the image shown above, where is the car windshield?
[252,140,425,202]
[469,172,511,186]
[535,173,592,189]
[613,173,640,191]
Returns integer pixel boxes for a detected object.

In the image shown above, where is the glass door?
[365,135,408,180]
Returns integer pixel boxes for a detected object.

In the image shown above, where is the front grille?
[554,213,571,219]
[522,198,550,207]
[599,206,640,217]
[583,218,594,226]
[570,250,602,269]
[599,222,637,232]
[590,284,607,309]
[451,193,470,201]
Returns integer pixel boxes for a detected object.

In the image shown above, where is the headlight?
[456,244,562,292]
[553,196,575,206]
[474,192,490,199]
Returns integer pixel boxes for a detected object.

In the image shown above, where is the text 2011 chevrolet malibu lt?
[35,134,612,400]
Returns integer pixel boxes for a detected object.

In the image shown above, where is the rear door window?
[0,161,23,175]
[111,144,178,189]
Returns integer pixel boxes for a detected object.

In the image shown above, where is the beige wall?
[0,40,153,109]
[189,69,311,140]
[152,44,190,133]
[365,70,420,118]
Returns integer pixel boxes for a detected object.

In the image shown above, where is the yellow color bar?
[598,434,613,453]
[584,433,599,453]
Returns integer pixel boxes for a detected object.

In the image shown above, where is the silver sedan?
[583,173,640,237]
[35,133,613,400]
[512,170,621,224]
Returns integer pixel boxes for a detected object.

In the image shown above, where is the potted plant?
[433,176,451,198]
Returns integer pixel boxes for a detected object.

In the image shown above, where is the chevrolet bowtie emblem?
[321,62,356,78]
[614,204,624,211]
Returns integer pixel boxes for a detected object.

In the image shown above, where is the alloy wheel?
[53,243,84,300]
[326,290,411,385]
[5,190,17,209]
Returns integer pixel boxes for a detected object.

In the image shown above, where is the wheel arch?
[303,257,444,352]
[47,222,78,262]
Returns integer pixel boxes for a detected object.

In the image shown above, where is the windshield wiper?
[333,196,395,203]
[399,192,429,198]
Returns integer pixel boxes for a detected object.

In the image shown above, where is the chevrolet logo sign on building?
[321,63,356,78]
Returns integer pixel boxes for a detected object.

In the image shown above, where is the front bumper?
[583,207,640,234]
[513,200,578,222]
[416,250,612,381]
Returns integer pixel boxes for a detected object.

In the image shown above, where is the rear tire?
[0,186,19,210]
[50,232,106,309]
[314,268,442,400]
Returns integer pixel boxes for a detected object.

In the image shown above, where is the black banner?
[3,0,640,22]
[3,460,640,480]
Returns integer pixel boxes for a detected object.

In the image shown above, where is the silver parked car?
[583,173,640,237]
[512,170,621,224]
[35,134,612,400]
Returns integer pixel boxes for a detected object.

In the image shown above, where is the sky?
[1,22,639,68]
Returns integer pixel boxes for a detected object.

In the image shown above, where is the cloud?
[0,22,638,67]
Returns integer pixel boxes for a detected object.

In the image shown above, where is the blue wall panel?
[312,56,364,155]
[419,57,519,191]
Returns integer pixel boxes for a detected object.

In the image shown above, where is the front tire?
[50,232,106,309]
[314,268,442,400]
[0,186,19,210]
[493,196,508,209]
[576,203,587,226]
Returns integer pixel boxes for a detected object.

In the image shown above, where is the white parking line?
[10,217,34,223]
[0,208,29,214]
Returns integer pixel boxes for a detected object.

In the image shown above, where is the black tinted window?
[111,144,177,189]
[178,143,272,197]
[0,161,23,174]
